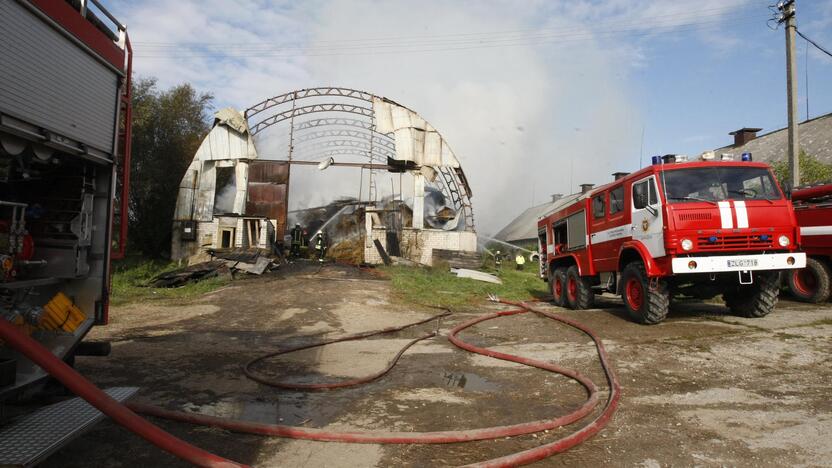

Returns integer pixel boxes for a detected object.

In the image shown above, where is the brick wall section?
[364,228,477,266]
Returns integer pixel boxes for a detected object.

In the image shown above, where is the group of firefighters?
[491,250,526,271]
[285,223,328,262]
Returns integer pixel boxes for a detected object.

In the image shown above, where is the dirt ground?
[43,263,832,467]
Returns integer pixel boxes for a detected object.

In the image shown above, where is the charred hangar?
[171,87,476,265]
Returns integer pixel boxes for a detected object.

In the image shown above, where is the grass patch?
[382,265,549,308]
[110,257,230,306]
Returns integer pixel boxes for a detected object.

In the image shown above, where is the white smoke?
[213,172,236,214]
[300,0,643,235]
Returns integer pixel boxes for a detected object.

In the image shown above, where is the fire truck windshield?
[662,166,781,203]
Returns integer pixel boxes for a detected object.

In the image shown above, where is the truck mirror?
[782,181,793,199]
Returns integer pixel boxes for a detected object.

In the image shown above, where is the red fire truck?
[537,154,805,324]
[0,0,132,461]
[786,183,832,303]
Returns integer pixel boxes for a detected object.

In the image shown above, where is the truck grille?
[696,234,773,251]
[678,212,712,221]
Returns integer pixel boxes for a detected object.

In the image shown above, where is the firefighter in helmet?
[314,231,328,263]
[290,223,304,259]
[494,250,503,270]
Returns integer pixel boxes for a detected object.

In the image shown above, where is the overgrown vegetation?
[383,264,548,308]
[110,258,229,306]
[127,78,214,258]
[771,151,832,186]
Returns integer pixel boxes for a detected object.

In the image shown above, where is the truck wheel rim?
[626,278,643,310]
[568,277,577,301]
[554,277,563,298]
[792,269,817,295]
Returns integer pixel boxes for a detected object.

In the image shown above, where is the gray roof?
[713,112,832,164]
[494,192,583,243]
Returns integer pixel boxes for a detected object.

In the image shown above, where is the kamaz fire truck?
[537,153,805,324]
[786,183,832,303]
[0,0,132,462]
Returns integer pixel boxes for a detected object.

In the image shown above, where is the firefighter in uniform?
[314,232,328,263]
[515,253,526,270]
[494,250,503,270]
[290,223,304,259]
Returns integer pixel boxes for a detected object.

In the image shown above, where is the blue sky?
[109,0,832,233]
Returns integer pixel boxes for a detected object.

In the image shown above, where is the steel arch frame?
[250,103,374,135]
[293,139,395,157]
[244,87,474,231]
[293,129,396,152]
[246,87,382,120]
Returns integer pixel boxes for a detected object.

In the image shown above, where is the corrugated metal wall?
[246,161,289,237]
[0,1,119,153]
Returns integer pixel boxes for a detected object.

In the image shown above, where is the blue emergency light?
[651,155,662,165]
[708,236,718,243]
[760,234,770,241]
[741,152,753,161]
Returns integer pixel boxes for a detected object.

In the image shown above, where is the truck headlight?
[778,235,790,247]
[681,238,693,251]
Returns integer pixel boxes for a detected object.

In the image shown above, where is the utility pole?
[780,0,800,187]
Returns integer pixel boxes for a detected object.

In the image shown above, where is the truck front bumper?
[671,252,806,274]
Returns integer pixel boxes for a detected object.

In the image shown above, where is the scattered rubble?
[149,249,280,287]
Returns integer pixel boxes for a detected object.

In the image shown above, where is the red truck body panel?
[793,184,832,258]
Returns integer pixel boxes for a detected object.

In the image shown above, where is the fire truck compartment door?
[566,211,586,250]
[631,175,665,258]
[0,1,119,154]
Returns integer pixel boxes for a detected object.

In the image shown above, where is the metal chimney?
[612,172,629,180]
[580,184,594,194]
[550,193,563,202]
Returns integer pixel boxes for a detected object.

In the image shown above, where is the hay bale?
[328,237,365,265]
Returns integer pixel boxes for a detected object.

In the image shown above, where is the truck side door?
[631,175,665,258]
[590,185,629,272]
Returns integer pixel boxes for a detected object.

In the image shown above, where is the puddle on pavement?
[186,398,312,426]
[436,371,500,392]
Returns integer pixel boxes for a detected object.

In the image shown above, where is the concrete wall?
[364,227,477,266]
[172,217,275,263]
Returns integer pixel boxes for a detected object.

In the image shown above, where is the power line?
[796,28,832,59]
[133,15,768,59]
[135,11,758,54]
[132,5,760,48]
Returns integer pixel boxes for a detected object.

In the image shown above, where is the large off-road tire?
[551,267,568,307]
[565,266,595,310]
[787,257,831,303]
[620,261,669,324]
[723,271,780,318]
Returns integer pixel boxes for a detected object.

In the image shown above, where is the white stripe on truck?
[589,225,632,244]
[718,201,733,229]
[733,200,749,228]
[801,225,832,236]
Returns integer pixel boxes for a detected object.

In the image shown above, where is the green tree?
[128,78,213,257]
[771,151,832,188]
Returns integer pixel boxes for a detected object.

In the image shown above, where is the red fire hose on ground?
[130,299,621,466]
[0,298,619,467]
[0,318,246,468]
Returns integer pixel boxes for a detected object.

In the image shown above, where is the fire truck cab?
[538,154,805,324]
[786,183,832,303]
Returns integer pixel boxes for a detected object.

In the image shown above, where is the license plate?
[727,259,758,268]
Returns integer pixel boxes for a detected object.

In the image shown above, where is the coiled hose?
[129,299,620,466]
